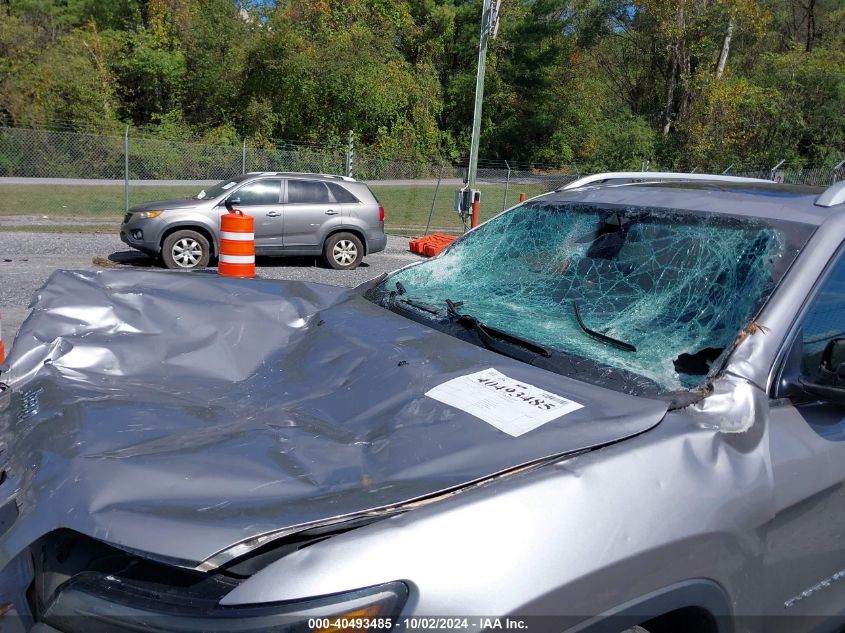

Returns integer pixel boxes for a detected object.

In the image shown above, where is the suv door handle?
[325,209,338,215]
[266,211,281,217]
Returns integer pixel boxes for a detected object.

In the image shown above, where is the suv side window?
[288,180,331,204]
[799,253,845,376]
[327,182,360,203]
[234,179,281,205]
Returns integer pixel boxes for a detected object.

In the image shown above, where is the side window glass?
[801,255,845,376]
[234,180,281,205]
[327,182,360,203]
[288,180,331,204]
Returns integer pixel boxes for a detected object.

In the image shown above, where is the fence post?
[242,139,246,173]
[502,160,511,211]
[424,163,445,236]
[345,130,354,178]
[124,126,129,213]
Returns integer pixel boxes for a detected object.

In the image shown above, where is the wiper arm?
[384,285,440,316]
[572,301,636,352]
[400,298,441,315]
[445,298,463,317]
[446,299,550,358]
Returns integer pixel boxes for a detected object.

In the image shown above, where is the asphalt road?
[0,232,424,354]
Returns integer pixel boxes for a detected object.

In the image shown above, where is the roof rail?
[265,171,356,182]
[816,181,845,207]
[559,171,771,191]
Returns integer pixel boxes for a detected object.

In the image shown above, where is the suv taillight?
[379,206,385,222]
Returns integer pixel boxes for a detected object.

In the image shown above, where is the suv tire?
[323,232,364,270]
[161,229,211,270]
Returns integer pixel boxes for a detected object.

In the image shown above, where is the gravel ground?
[0,232,424,353]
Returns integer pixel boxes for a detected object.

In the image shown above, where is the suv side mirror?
[786,339,845,405]
[224,196,240,211]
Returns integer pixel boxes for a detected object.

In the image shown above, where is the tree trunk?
[806,0,816,51]
[715,17,735,79]
[661,6,685,138]
[662,48,677,137]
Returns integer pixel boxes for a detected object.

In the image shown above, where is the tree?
[0,0,840,169]
[180,0,247,129]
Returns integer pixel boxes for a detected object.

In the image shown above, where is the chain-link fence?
[0,125,842,235]
[0,126,581,234]
[730,165,842,186]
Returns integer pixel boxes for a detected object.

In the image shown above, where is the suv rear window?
[288,180,331,204]
[328,182,360,203]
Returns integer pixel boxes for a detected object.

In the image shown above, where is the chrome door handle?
[266,211,281,217]
[325,209,338,215]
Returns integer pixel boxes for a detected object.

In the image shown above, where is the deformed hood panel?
[0,270,667,568]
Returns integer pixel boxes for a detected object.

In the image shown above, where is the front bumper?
[119,218,163,256]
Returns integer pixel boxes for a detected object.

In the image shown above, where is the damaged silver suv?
[3,175,845,633]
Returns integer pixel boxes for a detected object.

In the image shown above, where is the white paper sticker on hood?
[426,368,583,437]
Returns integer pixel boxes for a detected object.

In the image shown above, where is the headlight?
[39,572,408,633]
[133,210,163,220]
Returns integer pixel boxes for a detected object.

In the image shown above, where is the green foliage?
[145,109,193,141]
[588,116,658,170]
[180,0,247,127]
[0,0,842,169]
[0,11,120,130]
[680,76,787,168]
[239,0,443,161]
[242,97,278,148]
[753,46,845,165]
[109,29,186,125]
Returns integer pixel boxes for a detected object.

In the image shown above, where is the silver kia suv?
[120,172,387,270]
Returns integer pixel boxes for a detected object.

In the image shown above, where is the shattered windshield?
[367,201,813,393]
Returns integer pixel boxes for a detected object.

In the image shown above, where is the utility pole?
[466,0,499,190]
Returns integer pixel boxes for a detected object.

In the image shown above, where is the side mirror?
[786,339,845,405]
[224,196,240,211]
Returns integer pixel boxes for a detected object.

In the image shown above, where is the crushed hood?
[0,271,667,570]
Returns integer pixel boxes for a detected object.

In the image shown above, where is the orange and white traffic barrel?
[219,210,255,278]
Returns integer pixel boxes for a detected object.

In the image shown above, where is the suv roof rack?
[559,171,771,191]
[816,181,845,207]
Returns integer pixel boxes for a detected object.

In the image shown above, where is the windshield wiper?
[572,301,636,352]
[384,288,442,316]
[388,282,441,314]
[446,299,550,358]
[400,298,441,314]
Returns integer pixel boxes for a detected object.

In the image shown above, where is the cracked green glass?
[386,202,787,391]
